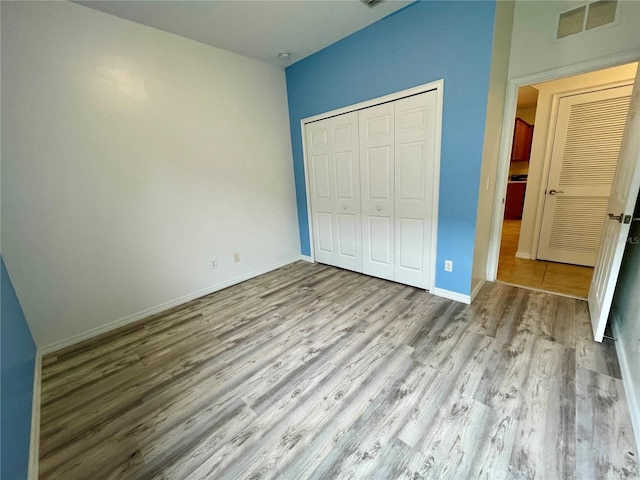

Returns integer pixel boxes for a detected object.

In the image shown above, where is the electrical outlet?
[444,260,453,272]
[211,260,217,269]
[233,253,240,263]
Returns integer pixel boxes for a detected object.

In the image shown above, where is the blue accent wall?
[1,257,37,480]
[285,1,496,295]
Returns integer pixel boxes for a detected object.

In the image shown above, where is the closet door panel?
[335,151,356,199]
[367,146,393,199]
[311,154,331,199]
[316,212,334,254]
[360,103,395,280]
[394,91,438,288]
[337,213,358,258]
[398,218,424,270]
[368,216,392,264]
[307,112,362,271]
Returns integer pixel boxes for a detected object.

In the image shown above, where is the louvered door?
[537,84,633,266]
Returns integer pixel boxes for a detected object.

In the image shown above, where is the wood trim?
[612,317,640,456]
[430,83,444,291]
[300,80,444,292]
[299,118,316,263]
[301,80,444,125]
[471,276,487,302]
[40,256,305,354]
[432,287,471,304]
[28,351,42,480]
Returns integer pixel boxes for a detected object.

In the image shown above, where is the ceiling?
[517,85,539,109]
[75,0,414,67]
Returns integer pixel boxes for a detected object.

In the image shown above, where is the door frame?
[486,51,639,282]
[300,79,444,292]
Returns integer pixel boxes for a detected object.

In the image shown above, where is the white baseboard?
[612,319,640,456]
[28,351,42,480]
[432,287,471,305]
[515,251,532,260]
[40,256,304,354]
[300,254,314,263]
[471,277,487,302]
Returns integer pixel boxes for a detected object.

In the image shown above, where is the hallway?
[497,220,594,298]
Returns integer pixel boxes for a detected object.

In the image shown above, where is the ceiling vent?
[361,0,385,7]
[557,0,618,39]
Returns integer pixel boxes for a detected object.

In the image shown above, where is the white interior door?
[359,103,395,281]
[394,91,437,289]
[537,84,633,266]
[589,72,640,342]
[306,112,362,272]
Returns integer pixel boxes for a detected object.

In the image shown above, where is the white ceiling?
[517,85,539,109]
[75,0,414,67]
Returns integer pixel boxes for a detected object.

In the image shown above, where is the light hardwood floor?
[39,262,638,479]
[497,220,594,298]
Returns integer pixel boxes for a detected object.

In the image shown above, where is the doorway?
[496,62,638,298]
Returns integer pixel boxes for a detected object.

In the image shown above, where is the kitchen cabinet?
[510,118,533,163]
[504,182,527,219]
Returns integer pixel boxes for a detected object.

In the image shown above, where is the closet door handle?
[343,205,348,210]
[376,206,382,212]
[548,189,564,195]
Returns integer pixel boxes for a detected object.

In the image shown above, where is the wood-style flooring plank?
[38,262,639,480]
[576,368,638,479]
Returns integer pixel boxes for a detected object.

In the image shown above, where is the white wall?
[471,0,515,297]
[611,192,640,454]
[509,0,640,80]
[516,63,638,259]
[1,2,300,351]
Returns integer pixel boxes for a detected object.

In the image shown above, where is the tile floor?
[497,219,594,299]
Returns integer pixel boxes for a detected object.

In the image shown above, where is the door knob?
[343,205,348,210]
[376,206,382,211]
[548,189,564,195]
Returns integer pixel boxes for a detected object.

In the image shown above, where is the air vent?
[557,6,586,38]
[586,0,618,29]
[556,0,617,39]
[361,0,385,7]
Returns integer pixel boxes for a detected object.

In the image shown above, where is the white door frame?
[486,51,639,282]
[301,79,444,292]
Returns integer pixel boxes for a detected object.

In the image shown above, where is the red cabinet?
[511,118,534,163]
[504,182,527,219]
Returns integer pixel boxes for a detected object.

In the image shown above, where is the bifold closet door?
[394,91,437,289]
[306,112,363,272]
[359,103,395,281]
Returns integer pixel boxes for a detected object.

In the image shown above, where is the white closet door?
[359,103,395,281]
[307,112,362,272]
[394,91,437,289]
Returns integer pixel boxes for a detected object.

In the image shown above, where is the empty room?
[2,1,640,479]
